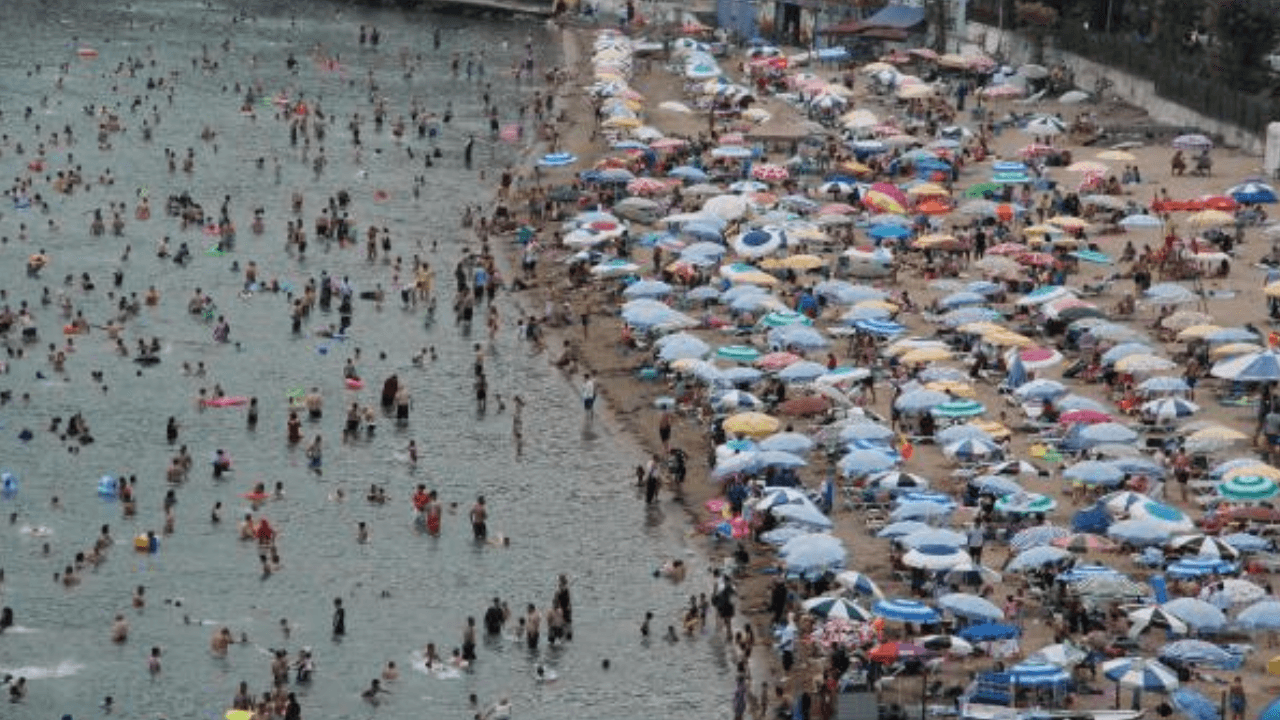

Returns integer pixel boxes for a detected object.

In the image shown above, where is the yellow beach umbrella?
[723,411,781,437]
[914,233,957,247]
[1269,655,1280,677]
[1047,215,1088,230]
[1187,209,1234,228]
[957,321,1004,336]
[898,84,935,99]
[885,339,947,356]
[730,270,779,286]
[855,299,899,312]
[1222,463,1280,482]
[765,254,826,270]
[926,380,976,397]
[984,330,1034,347]
[227,712,254,720]
[1115,354,1177,372]
[907,182,950,197]
[1023,224,1064,236]
[1096,150,1136,162]
[900,346,953,363]
[970,419,1012,439]
[1187,425,1248,445]
[1177,324,1223,341]
[602,116,641,129]
[1211,342,1264,360]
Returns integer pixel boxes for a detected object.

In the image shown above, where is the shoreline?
[481,21,785,713]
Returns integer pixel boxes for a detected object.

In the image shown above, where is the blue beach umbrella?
[1171,688,1221,720]
[1160,640,1237,669]
[1007,545,1072,571]
[1238,599,1280,629]
[958,622,1021,641]
[899,528,967,549]
[1102,657,1180,691]
[1063,460,1126,487]
[538,152,577,167]
[1009,524,1071,551]
[873,598,940,623]
[1007,662,1071,687]
[938,594,1004,622]
[1161,597,1227,631]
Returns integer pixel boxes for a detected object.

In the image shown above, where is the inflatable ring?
[345,378,364,390]
[242,492,270,501]
[373,190,390,203]
[203,225,220,236]
[76,47,99,58]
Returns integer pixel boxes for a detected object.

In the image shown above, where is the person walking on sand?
[332,597,346,637]
[512,395,525,458]
[581,373,596,422]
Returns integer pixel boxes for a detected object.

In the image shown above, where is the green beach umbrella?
[931,399,986,418]
[717,345,761,363]
[963,182,1002,198]
[758,310,813,328]
[1219,475,1280,503]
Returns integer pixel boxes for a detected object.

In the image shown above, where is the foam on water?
[0,659,85,680]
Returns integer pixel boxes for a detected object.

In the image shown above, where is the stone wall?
[958,22,1266,156]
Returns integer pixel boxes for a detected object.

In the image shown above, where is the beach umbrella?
[1211,349,1280,382]
[802,595,872,622]
[872,598,940,623]
[1120,213,1164,228]
[1102,657,1179,692]
[1170,534,1241,560]
[987,460,1041,476]
[538,152,578,167]
[866,472,930,496]
[1144,282,1199,304]
[1057,409,1111,425]
[780,532,846,575]
[1185,425,1250,453]
[1129,606,1190,637]
[971,474,1024,497]
[1013,379,1069,402]
[1137,376,1192,396]
[1171,688,1221,720]
[715,345,761,364]
[1009,524,1071,551]
[834,570,883,598]
[1077,422,1139,446]
[777,360,827,383]
[894,389,949,413]
[1166,557,1236,579]
[1141,397,1200,420]
[1219,475,1280,503]
[1227,181,1277,204]
[1160,640,1237,669]
[1029,641,1089,667]
[1172,134,1213,150]
[709,389,762,412]
[1007,662,1072,687]
[757,432,814,455]
[723,411,780,437]
[878,521,930,540]
[936,424,993,445]
[767,324,829,351]
[1134,501,1195,532]
[939,593,1004,622]
[996,492,1057,516]
[1063,460,1126,486]
[958,622,1022,641]
[932,399,986,419]
[942,563,1005,587]
[1238,599,1280,629]
[901,544,970,570]
[1107,519,1174,546]
[1052,533,1118,553]
[868,641,930,663]
[731,227,785,258]
[1222,532,1270,552]
[656,334,711,361]
[1217,578,1265,604]
[1076,575,1151,600]
[1101,342,1157,365]
[1161,598,1227,631]
[900,528,967,549]
[920,634,975,655]
[1007,545,1072,571]
[838,448,899,477]
[839,421,896,443]
[623,277,675,300]
[1023,116,1067,136]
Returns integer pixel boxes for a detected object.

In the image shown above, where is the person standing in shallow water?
[332,597,346,637]
[470,495,487,541]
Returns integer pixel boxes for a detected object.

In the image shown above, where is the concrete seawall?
[959,21,1267,158]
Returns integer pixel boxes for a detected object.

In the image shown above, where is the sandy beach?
[492,17,1280,720]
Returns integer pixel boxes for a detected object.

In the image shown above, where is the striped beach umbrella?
[1218,474,1280,503]
[872,598,940,623]
[931,399,986,418]
[716,345,761,364]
